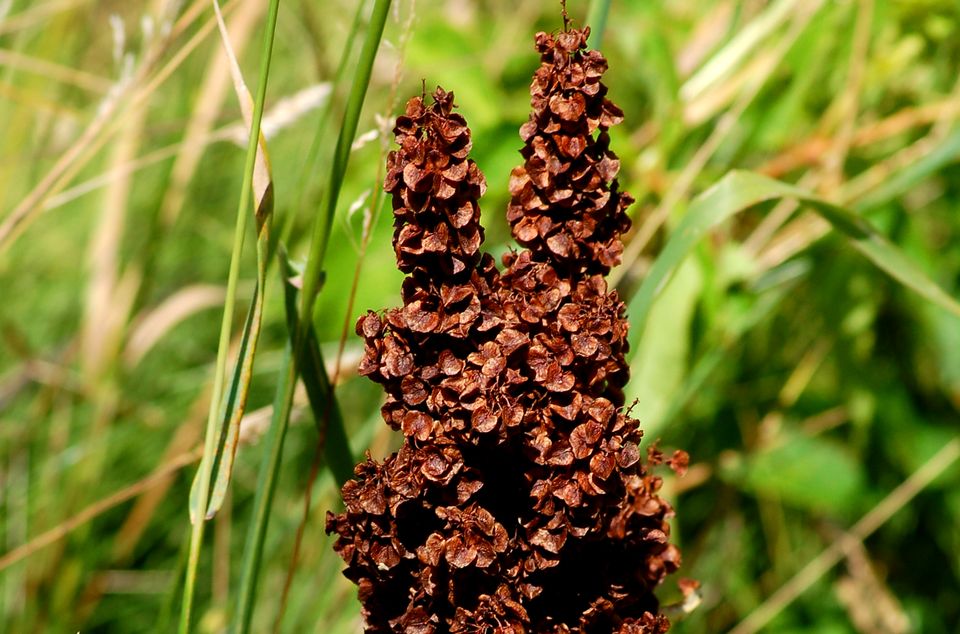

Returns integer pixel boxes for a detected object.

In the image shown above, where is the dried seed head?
[328,30,686,634]
[507,26,633,278]
[386,87,487,281]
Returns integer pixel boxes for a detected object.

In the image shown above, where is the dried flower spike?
[507,26,632,277]
[327,25,687,634]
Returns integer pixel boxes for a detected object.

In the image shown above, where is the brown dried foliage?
[327,27,687,634]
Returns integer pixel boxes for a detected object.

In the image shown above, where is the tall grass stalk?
[233,342,295,634]
[231,1,392,631]
[273,4,416,621]
[178,0,283,632]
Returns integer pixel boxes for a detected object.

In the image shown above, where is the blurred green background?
[1,0,959,632]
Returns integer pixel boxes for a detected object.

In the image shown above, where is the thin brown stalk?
[740,172,815,256]
[741,1,871,259]
[756,98,960,179]
[756,112,960,271]
[755,70,960,271]
[832,527,909,633]
[44,84,327,213]
[0,49,112,93]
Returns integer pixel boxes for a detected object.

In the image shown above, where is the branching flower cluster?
[327,26,688,634]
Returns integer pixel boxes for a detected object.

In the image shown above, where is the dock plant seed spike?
[326,24,690,633]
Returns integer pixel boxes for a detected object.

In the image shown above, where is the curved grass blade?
[626,170,960,359]
[180,0,280,631]
[186,1,275,524]
[205,242,269,517]
[230,0,391,625]
[187,229,270,524]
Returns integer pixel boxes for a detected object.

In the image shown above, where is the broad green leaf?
[626,170,960,360]
[651,275,799,440]
[626,255,702,440]
[722,432,865,514]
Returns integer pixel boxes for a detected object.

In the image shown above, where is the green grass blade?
[233,339,297,634]
[278,250,353,486]
[284,0,370,245]
[301,328,354,485]
[231,248,351,633]
[229,2,391,621]
[298,0,392,325]
[679,0,799,103]
[625,170,960,359]
[188,0,278,524]
[852,127,960,210]
[179,0,282,631]
[188,223,272,523]
[187,283,257,523]
[585,0,611,48]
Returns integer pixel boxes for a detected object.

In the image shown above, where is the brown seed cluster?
[327,27,687,634]
[507,28,631,277]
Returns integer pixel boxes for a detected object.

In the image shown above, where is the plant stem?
[229,1,392,630]
[282,0,370,247]
[233,343,296,634]
[178,0,282,631]
[299,0,392,324]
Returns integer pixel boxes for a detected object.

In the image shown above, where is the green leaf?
[626,170,960,359]
[625,255,702,440]
[278,250,354,487]
[186,0,277,524]
[723,432,865,514]
[651,276,799,439]
[188,221,272,523]
[181,0,282,629]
